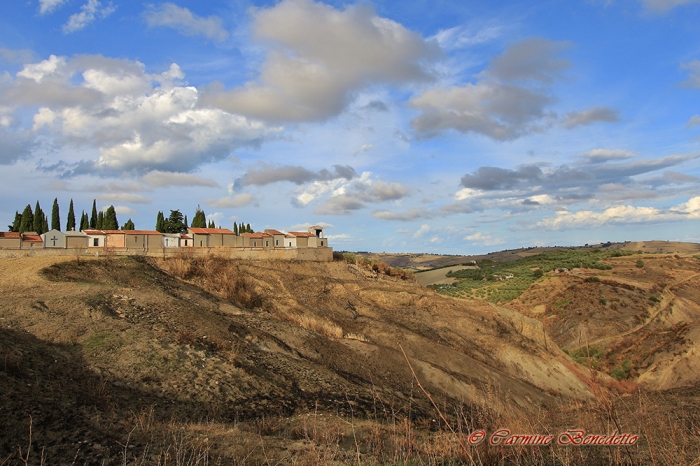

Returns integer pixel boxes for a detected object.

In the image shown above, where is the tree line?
[7,199,132,234]
[7,201,254,236]
[154,206,253,234]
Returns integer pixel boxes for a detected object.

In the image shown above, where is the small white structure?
[83,229,106,248]
[162,234,180,248]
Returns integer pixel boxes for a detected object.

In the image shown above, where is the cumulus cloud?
[0,128,36,164]
[200,0,439,121]
[38,0,67,15]
[409,38,569,140]
[206,193,258,208]
[564,107,620,128]
[233,164,356,189]
[413,224,430,238]
[313,195,365,215]
[63,0,116,34]
[141,170,219,187]
[113,205,137,215]
[144,3,229,42]
[1,54,276,173]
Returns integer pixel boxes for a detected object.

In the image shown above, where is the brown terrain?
[1,246,699,464]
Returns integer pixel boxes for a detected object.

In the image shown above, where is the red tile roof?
[123,230,162,235]
[22,235,42,242]
[264,229,285,235]
[241,232,271,238]
[287,232,316,237]
[0,232,21,239]
[83,229,106,235]
[188,228,235,234]
[180,234,192,239]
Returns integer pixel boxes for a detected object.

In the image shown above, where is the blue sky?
[1,0,700,253]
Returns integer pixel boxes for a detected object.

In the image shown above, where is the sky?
[1,0,700,254]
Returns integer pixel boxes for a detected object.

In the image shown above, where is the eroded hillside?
[0,254,698,464]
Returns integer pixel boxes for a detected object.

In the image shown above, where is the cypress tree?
[19,204,33,233]
[51,198,60,231]
[96,211,104,230]
[66,199,76,232]
[191,206,206,228]
[122,219,135,230]
[42,214,49,235]
[184,215,188,229]
[103,206,118,230]
[246,223,251,233]
[233,223,238,235]
[90,200,97,229]
[80,211,89,231]
[33,201,44,234]
[9,211,21,232]
[155,211,165,232]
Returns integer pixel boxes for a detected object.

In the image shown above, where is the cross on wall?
[50,236,58,247]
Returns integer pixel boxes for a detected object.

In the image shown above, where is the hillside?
[0,253,699,464]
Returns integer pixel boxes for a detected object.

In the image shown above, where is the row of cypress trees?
[154,206,253,234]
[7,199,133,234]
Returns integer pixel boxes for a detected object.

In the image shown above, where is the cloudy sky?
[1,0,700,253]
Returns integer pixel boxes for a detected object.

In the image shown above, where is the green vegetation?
[433,249,635,303]
[565,345,605,367]
[636,259,645,268]
[611,360,632,380]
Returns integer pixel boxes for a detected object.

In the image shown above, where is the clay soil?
[0,254,699,464]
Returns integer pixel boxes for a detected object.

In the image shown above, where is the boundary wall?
[0,246,333,262]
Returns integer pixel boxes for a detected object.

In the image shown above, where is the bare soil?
[0,253,699,464]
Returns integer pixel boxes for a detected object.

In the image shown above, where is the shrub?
[599,298,607,305]
[533,268,543,278]
[649,295,660,303]
[636,259,644,268]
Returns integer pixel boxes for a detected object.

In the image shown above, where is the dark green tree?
[19,204,33,233]
[164,210,186,233]
[66,199,76,231]
[51,198,60,231]
[191,206,206,228]
[90,200,98,229]
[122,219,135,230]
[33,201,45,234]
[42,214,49,234]
[233,222,238,235]
[183,215,188,229]
[155,211,165,232]
[9,211,21,232]
[208,220,215,228]
[246,223,251,233]
[79,211,89,231]
[96,211,104,230]
[103,206,119,230]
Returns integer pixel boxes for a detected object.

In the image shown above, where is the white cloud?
[574,149,636,164]
[97,193,152,204]
[679,60,700,88]
[464,232,505,246]
[4,54,278,174]
[141,170,219,188]
[63,0,116,34]
[38,0,67,15]
[413,224,430,238]
[564,107,620,128]
[200,0,439,122]
[113,205,137,215]
[687,115,700,127]
[144,3,229,42]
[353,144,373,155]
